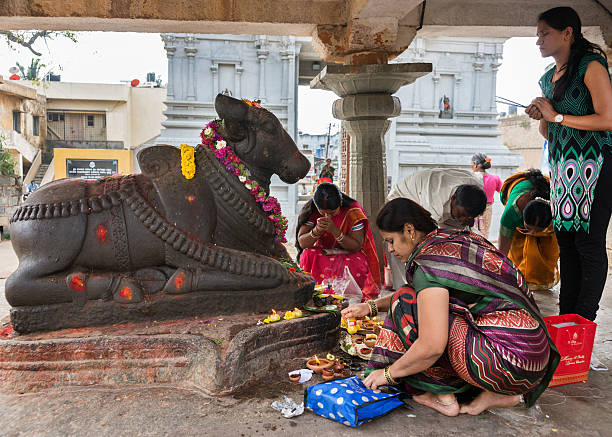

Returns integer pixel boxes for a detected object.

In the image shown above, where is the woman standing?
[527,6,612,321]
[471,153,502,239]
[342,198,558,416]
[296,183,381,301]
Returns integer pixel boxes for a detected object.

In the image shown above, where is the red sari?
[298,203,380,301]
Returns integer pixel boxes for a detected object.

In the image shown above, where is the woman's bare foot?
[413,392,460,416]
[459,390,521,415]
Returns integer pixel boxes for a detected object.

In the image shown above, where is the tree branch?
[0,30,53,56]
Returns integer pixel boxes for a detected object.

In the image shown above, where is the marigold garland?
[242,98,262,108]
[180,144,196,179]
[200,120,288,243]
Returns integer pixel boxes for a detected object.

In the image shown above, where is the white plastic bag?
[329,266,362,301]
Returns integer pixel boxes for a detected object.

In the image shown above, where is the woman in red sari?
[296,183,380,301]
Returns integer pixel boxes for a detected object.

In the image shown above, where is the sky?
[1,32,552,135]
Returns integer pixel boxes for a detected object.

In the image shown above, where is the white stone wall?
[386,37,523,241]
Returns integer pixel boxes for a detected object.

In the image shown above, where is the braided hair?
[538,7,607,102]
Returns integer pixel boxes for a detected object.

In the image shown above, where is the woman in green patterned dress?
[526,6,612,321]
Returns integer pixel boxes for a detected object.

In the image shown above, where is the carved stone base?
[0,312,339,395]
[10,284,313,334]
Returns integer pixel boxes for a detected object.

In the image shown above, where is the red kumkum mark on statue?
[174,271,186,289]
[70,276,86,292]
[119,287,133,301]
[96,223,108,243]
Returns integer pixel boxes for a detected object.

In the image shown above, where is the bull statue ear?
[215,94,248,141]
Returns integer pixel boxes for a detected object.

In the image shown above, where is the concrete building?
[40,82,166,164]
[0,76,46,183]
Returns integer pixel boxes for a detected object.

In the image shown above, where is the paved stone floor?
[1,240,611,436]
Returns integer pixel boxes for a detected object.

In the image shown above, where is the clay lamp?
[322,368,335,381]
[306,355,333,374]
[360,348,372,356]
[292,308,303,317]
[354,338,364,345]
[333,360,344,373]
[340,368,352,378]
[364,338,377,349]
[289,372,301,383]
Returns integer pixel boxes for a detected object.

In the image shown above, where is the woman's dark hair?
[472,153,491,170]
[524,199,553,229]
[294,183,356,261]
[376,198,437,235]
[538,7,607,101]
[454,184,487,217]
[525,168,550,199]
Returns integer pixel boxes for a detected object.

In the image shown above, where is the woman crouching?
[341,198,559,416]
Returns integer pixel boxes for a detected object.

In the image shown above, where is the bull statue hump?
[5,94,313,333]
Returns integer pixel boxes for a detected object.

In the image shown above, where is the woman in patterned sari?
[296,183,380,301]
[342,198,559,416]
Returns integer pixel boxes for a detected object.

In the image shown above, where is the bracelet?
[310,229,321,239]
[384,366,398,385]
[335,231,345,242]
[366,300,378,317]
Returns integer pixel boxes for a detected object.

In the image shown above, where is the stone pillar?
[490,61,501,111]
[432,73,440,110]
[185,37,197,101]
[255,36,269,102]
[453,73,462,109]
[472,61,484,111]
[235,65,243,98]
[280,43,290,104]
[211,63,218,93]
[163,35,176,100]
[311,63,432,266]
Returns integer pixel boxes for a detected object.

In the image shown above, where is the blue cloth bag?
[305,376,404,427]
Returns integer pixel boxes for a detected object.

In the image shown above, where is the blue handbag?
[304,376,404,427]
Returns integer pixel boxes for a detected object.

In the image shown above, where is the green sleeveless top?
[539,53,611,232]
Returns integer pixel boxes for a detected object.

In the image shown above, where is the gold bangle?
[384,366,398,385]
[310,229,321,239]
[335,231,345,242]
[367,300,378,317]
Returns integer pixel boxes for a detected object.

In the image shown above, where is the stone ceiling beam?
[312,0,424,64]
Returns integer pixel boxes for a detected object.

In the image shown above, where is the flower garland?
[200,119,288,243]
[180,144,196,179]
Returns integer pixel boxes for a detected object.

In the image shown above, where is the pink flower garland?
[200,120,288,243]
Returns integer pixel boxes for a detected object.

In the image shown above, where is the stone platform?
[0,311,339,395]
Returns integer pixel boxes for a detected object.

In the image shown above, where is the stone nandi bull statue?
[6,94,313,333]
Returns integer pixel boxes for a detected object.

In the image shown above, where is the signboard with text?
[66,159,119,180]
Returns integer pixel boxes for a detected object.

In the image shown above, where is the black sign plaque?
[66,159,119,180]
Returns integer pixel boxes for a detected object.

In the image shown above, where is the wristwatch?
[554,113,564,124]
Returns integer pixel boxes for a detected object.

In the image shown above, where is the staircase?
[32,164,49,186]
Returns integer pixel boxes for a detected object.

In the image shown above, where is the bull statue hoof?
[6,94,314,334]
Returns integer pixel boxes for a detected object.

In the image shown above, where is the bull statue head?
[214,94,310,193]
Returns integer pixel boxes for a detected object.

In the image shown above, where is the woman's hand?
[316,215,336,233]
[363,369,387,391]
[341,303,370,319]
[532,97,559,122]
[525,103,543,120]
